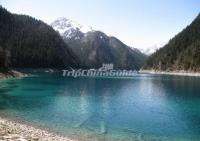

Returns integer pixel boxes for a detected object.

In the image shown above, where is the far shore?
[0,117,74,141]
[2,69,200,78]
[140,70,200,77]
[0,68,60,80]
[0,69,28,80]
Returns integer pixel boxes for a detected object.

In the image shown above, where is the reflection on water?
[0,74,200,140]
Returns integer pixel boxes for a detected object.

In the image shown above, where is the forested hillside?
[144,14,200,71]
[0,6,80,69]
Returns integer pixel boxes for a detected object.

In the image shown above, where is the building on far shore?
[100,63,114,71]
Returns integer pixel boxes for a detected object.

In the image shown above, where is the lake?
[0,73,200,141]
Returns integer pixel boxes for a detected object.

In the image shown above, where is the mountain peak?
[51,18,94,38]
[51,17,147,69]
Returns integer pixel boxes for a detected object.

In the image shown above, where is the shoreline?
[0,69,76,141]
[140,70,200,77]
[0,116,74,141]
[0,69,28,80]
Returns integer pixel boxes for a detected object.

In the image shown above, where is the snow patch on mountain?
[140,46,159,56]
[51,18,94,39]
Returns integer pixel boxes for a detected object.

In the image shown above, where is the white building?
[101,63,114,70]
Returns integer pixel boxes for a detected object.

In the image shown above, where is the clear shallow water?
[0,73,200,140]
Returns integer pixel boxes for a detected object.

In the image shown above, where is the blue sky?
[1,0,199,49]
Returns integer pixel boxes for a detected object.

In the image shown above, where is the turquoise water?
[0,73,200,141]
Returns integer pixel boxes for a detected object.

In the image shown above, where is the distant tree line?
[0,46,10,68]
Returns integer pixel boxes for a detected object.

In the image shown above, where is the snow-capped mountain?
[51,18,147,69]
[140,46,159,56]
[51,18,94,39]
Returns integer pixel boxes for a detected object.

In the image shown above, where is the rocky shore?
[0,70,27,80]
[0,117,74,141]
[140,70,200,77]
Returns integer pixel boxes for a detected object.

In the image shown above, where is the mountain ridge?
[51,18,147,70]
